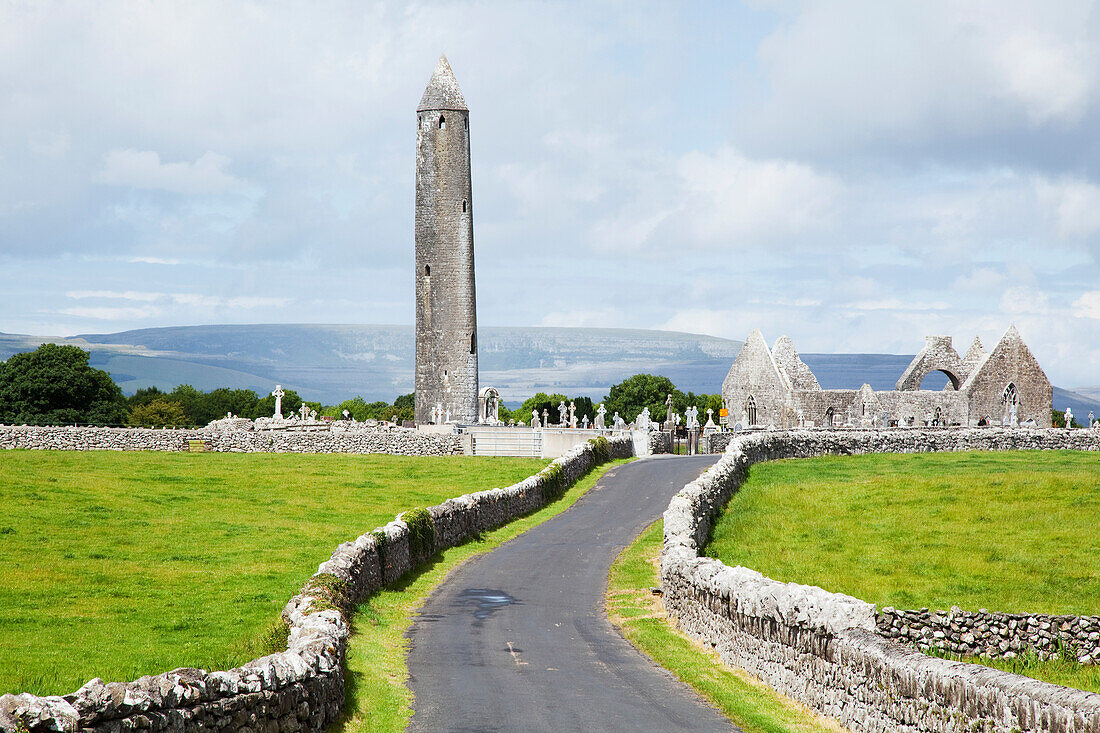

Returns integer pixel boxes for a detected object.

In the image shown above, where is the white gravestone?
[272,385,285,418]
[594,404,607,429]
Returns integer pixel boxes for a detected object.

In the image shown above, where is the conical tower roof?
[418,55,467,112]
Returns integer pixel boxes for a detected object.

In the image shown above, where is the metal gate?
[469,428,542,457]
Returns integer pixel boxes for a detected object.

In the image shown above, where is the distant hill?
[2,324,1097,419]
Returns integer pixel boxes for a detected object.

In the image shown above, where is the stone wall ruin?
[721,326,1052,429]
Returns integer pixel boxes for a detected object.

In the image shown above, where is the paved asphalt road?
[406,454,738,732]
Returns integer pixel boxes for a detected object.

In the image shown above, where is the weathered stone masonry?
[722,326,1053,429]
[662,429,1100,733]
[0,425,463,456]
[415,55,479,425]
[0,437,634,733]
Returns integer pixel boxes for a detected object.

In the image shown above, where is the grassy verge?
[607,521,844,733]
[0,451,547,696]
[332,457,633,733]
[705,451,1100,615]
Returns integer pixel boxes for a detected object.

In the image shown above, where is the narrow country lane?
[406,455,739,733]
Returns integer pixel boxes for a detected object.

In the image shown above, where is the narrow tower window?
[461,200,467,212]
[464,117,468,130]
[425,264,430,276]
[470,332,476,354]
[439,115,446,129]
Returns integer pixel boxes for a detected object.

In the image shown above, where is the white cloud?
[58,306,162,320]
[65,290,289,309]
[846,299,952,312]
[1033,176,1100,238]
[674,145,841,243]
[1072,291,1100,319]
[96,150,249,195]
[540,308,625,329]
[744,0,1100,156]
[1000,286,1050,314]
[129,256,181,265]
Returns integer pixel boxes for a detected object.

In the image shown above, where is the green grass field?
[704,450,1100,693]
[705,450,1099,615]
[0,450,547,697]
[607,521,841,733]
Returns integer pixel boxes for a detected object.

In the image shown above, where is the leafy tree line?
[126,387,416,427]
[1,345,723,429]
[498,374,722,426]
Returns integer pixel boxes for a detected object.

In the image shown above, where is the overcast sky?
[2,1,1099,386]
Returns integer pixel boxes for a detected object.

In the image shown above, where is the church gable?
[721,329,790,427]
[772,335,821,391]
[963,326,1052,427]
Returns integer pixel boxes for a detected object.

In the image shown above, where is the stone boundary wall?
[648,430,671,454]
[0,425,463,456]
[878,607,1100,665]
[661,429,1100,733]
[0,436,634,733]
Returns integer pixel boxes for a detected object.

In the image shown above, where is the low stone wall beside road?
[661,429,1100,733]
[0,425,463,456]
[0,436,633,733]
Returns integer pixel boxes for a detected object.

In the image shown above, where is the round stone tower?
[414,55,479,425]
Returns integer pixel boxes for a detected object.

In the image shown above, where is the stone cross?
[581,415,589,429]
[569,401,576,428]
[272,385,285,418]
[665,393,673,427]
[594,403,607,429]
[531,409,540,428]
[309,409,317,421]
[1089,410,1095,428]
[444,408,451,424]
[637,407,651,431]
[542,408,549,428]
[343,409,350,420]
[613,412,623,430]
[299,403,310,421]
[1063,406,1072,428]
[558,401,568,426]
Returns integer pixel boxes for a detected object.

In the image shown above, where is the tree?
[128,399,188,428]
[518,392,569,424]
[602,374,679,423]
[168,385,205,426]
[570,396,595,423]
[0,343,127,425]
[128,386,167,409]
[392,393,415,423]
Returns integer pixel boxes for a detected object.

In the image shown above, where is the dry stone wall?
[878,607,1100,665]
[0,436,633,733]
[0,425,463,456]
[662,428,1100,733]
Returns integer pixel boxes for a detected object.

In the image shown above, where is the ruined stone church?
[721,326,1052,429]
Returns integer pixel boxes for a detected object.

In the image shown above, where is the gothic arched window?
[746,395,757,426]
[439,115,446,129]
